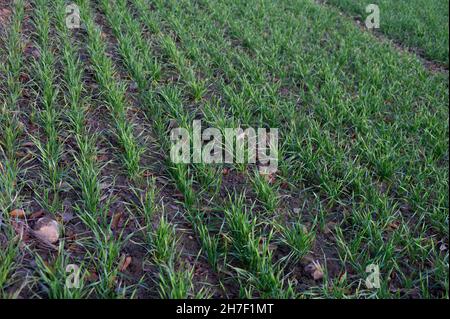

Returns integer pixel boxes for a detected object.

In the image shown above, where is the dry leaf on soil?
[119,256,132,272]
[10,209,26,218]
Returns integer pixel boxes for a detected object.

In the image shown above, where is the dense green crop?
[0,0,447,299]
[326,0,449,65]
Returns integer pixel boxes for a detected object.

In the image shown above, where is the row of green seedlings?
[0,0,26,298]
[129,165,204,298]
[189,0,448,296]
[79,0,201,298]
[97,0,214,298]
[97,0,198,249]
[30,0,70,215]
[0,0,26,214]
[29,0,94,298]
[128,0,307,298]
[223,193,302,298]
[65,0,156,298]
[78,0,143,180]
[28,0,106,298]
[32,0,137,299]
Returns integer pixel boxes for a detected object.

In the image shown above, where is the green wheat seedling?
[130,178,158,244]
[250,170,279,213]
[72,141,102,218]
[192,214,220,272]
[157,264,192,299]
[135,180,158,224]
[279,221,316,263]
[193,163,222,196]
[152,213,177,266]
[0,157,20,214]
[33,243,89,299]
[55,0,134,299]
[76,194,132,298]
[158,262,209,299]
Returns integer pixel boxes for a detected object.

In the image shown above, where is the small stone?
[33,217,60,244]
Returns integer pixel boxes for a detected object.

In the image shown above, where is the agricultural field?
[0,0,448,300]
[325,0,449,66]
